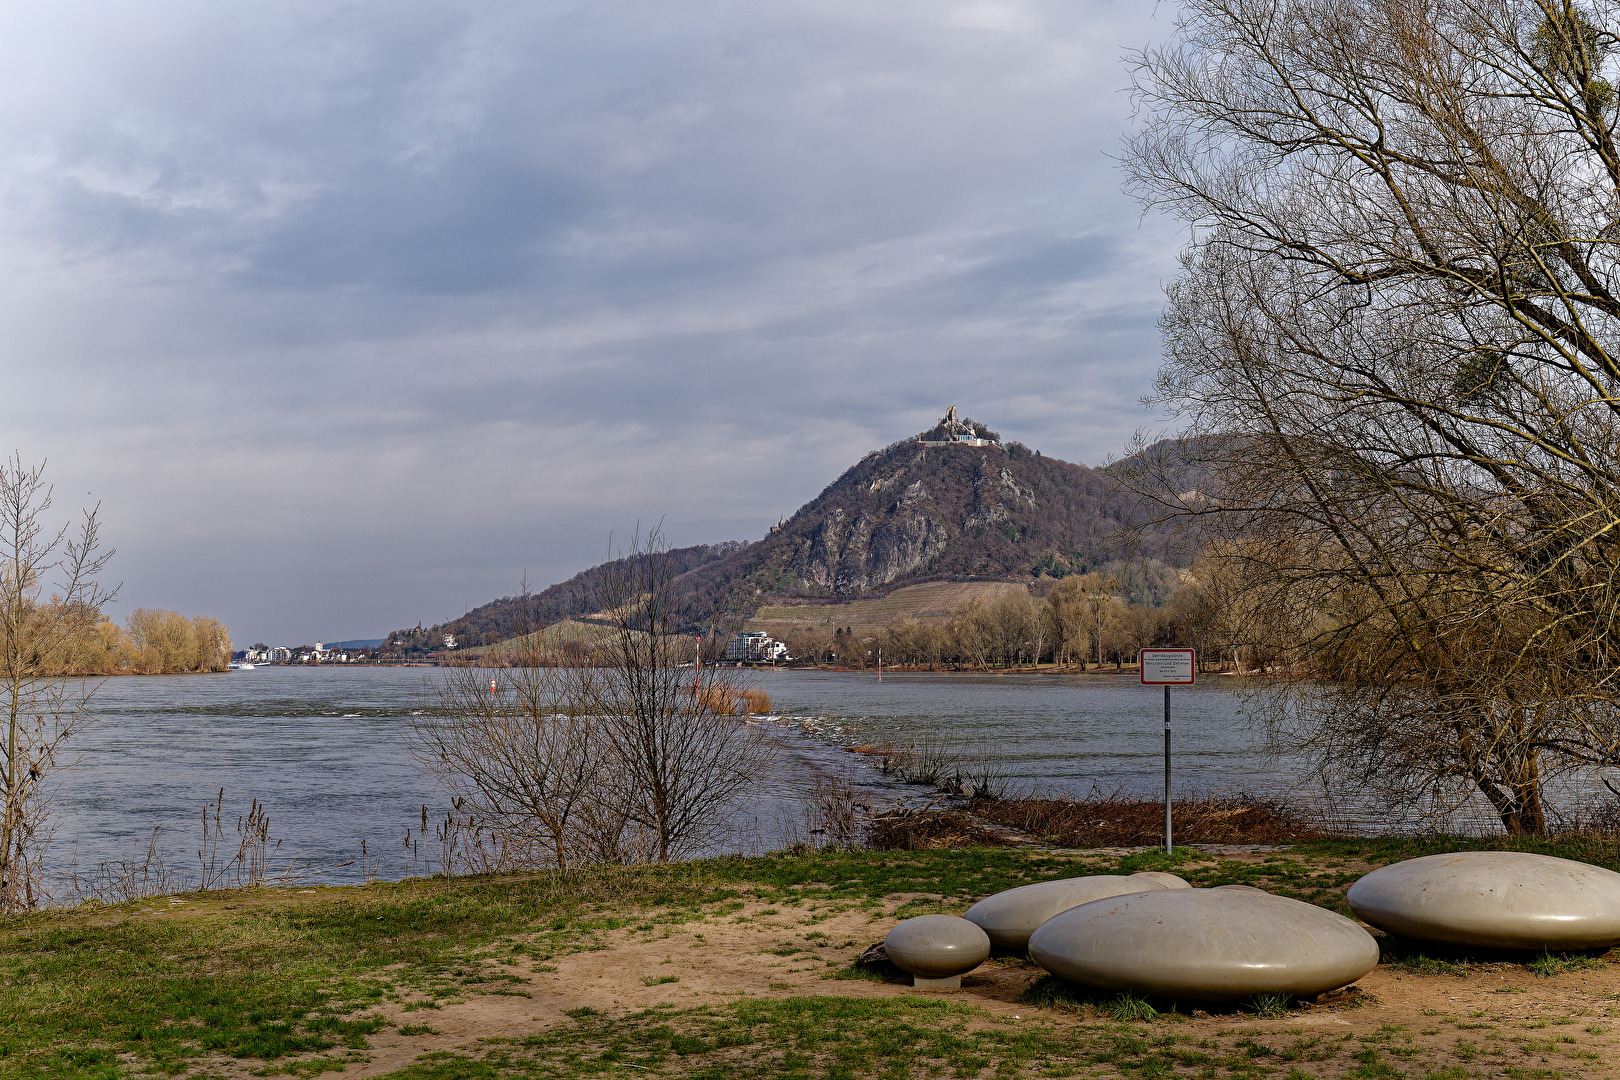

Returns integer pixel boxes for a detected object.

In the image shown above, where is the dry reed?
[696,685,772,715]
[973,790,1327,846]
[736,687,773,714]
[865,809,1015,851]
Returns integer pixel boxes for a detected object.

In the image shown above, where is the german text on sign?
[1139,649,1196,685]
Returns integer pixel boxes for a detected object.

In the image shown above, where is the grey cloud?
[243,151,595,292]
[0,0,1183,643]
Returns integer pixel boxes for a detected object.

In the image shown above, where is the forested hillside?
[381,542,745,653]
[383,414,1177,656]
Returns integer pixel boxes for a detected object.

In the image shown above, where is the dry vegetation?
[751,581,1028,632]
[972,792,1329,847]
[865,809,1017,850]
[767,570,1207,671]
[413,530,777,871]
[53,608,232,676]
[860,792,1328,852]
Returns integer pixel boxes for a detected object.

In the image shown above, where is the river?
[43,665,1486,895]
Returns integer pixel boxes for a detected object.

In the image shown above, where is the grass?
[1529,950,1609,977]
[1017,976,1309,1024]
[1245,992,1292,1019]
[750,581,1026,632]
[452,996,1315,1079]
[8,848,1128,1079]
[5,836,1620,1079]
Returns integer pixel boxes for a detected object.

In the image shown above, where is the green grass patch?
[1528,950,1610,977]
[2,849,1122,1078]
[444,995,1294,1078]
[6,837,1619,1079]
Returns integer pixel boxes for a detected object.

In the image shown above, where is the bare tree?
[1123,0,1620,831]
[0,456,114,910]
[590,529,776,861]
[1076,573,1119,671]
[1045,577,1092,667]
[414,589,644,869]
[416,535,775,867]
[415,662,636,869]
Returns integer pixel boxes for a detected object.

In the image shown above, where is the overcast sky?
[0,0,1183,645]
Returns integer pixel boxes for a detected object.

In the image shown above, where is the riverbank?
[785,661,1253,677]
[6,837,1617,1080]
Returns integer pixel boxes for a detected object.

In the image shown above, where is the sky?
[0,0,1186,646]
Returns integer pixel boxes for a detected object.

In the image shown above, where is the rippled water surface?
[52,663,1607,895]
[766,669,1277,795]
[52,666,1282,889]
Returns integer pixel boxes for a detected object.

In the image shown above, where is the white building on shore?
[724,631,790,663]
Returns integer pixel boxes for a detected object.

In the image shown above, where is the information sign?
[1139,648,1196,853]
[1139,648,1196,685]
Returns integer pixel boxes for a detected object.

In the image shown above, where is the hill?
[381,542,744,654]
[454,619,637,663]
[381,408,1176,656]
[747,580,1029,636]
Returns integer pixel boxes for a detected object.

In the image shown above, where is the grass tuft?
[1528,950,1608,977]
[1105,992,1160,1022]
[1245,991,1292,1018]
[1017,974,1093,1012]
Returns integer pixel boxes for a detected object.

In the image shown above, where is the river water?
[47,665,1514,894]
[46,666,1291,890]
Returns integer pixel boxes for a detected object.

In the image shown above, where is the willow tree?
[1124,0,1620,832]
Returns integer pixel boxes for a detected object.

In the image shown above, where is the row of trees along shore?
[55,609,232,676]
[774,561,1266,673]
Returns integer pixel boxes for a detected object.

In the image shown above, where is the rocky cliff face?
[676,421,1141,613]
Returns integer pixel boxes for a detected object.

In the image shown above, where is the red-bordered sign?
[1139,648,1196,685]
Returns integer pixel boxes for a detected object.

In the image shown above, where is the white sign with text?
[1139,648,1196,685]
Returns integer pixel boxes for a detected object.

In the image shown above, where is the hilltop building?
[918,405,998,447]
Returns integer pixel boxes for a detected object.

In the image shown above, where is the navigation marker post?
[1138,648,1196,853]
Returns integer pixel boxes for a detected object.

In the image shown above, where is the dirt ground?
[219,891,1620,1080]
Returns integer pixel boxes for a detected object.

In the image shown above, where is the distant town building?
[724,631,790,663]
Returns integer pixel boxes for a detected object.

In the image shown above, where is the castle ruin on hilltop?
[917,405,999,447]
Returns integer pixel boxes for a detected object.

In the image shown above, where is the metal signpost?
[1138,648,1196,852]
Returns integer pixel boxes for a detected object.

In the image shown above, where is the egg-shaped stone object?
[884,915,991,977]
[1347,851,1620,950]
[1029,888,1379,1001]
[963,873,1189,951]
[1129,871,1194,890]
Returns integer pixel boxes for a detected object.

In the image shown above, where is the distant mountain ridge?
[382,542,745,654]
[382,410,1176,655]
